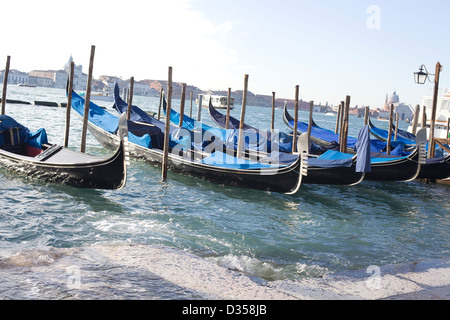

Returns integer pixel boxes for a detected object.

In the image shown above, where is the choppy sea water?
[0,86,448,299]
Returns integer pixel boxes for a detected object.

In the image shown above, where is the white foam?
[1,244,448,300]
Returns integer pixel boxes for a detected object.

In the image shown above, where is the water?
[0,86,449,299]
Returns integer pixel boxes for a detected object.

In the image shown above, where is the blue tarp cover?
[71,90,119,134]
[201,151,287,169]
[354,125,371,172]
[370,123,415,146]
[287,118,406,153]
[0,115,48,149]
[207,101,293,152]
[71,89,166,149]
[308,150,353,168]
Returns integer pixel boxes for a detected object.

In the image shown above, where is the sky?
[1,0,449,109]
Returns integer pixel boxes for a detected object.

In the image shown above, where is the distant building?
[0,69,29,84]
[99,75,128,94]
[29,75,53,87]
[63,55,87,90]
[28,69,67,88]
[380,91,414,122]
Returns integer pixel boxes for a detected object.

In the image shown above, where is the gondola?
[282,103,411,154]
[368,119,450,180]
[115,83,288,158]
[282,105,428,182]
[417,154,450,180]
[206,97,376,185]
[207,98,293,153]
[368,119,416,147]
[115,85,371,186]
[0,114,128,189]
[70,88,308,194]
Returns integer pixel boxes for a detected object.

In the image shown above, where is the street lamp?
[413,65,429,85]
[413,62,442,158]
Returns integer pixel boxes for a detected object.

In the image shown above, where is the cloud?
[1,0,238,91]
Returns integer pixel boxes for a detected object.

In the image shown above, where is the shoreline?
[1,243,448,300]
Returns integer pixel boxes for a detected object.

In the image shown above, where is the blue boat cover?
[308,150,353,168]
[370,122,415,146]
[71,89,168,149]
[425,156,448,165]
[370,155,409,163]
[201,151,287,169]
[207,100,294,152]
[71,90,119,134]
[393,125,417,142]
[0,115,48,149]
[113,83,173,134]
[112,83,289,153]
[286,114,406,153]
[163,97,274,153]
[28,128,48,149]
[354,125,371,172]
[207,98,255,131]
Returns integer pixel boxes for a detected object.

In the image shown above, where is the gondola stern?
[283,103,294,129]
[285,132,309,195]
[403,127,427,182]
[113,112,131,190]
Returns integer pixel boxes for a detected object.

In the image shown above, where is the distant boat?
[197,94,234,109]
[409,87,450,139]
[17,83,36,88]
[79,91,114,102]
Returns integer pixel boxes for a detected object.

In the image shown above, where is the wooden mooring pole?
[386,104,394,155]
[161,66,173,182]
[340,97,350,153]
[226,88,231,130]
[338,101,345,149]
[335,103,342,134]
[1,55,11,115]
[271,92,276,133]
[411,105,420,135]
[364,106,369,126]
[157,89,163,120]
[80,45,95,153]
[127,77,134,120]
[237,74,249,158]
[178,83,186,127]
[422,106,427,129]
[394,112,399,141]
[196,94,203,121]
[428,62,441,159]
[307,101,313,141]
[64,61,75,147]
[292,85,299,154]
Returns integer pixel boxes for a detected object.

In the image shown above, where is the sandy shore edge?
[90,244,450,300]
[1,243,449,300]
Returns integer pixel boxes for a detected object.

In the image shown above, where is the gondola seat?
[0,127,26,155]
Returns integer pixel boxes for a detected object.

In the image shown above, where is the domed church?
[382,91,414,122]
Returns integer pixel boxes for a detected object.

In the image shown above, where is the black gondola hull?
[417,155,450,180]
[364,150,420,182]
[0,141,127,189]
[303,165,364,185]
[86,121,303,194]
